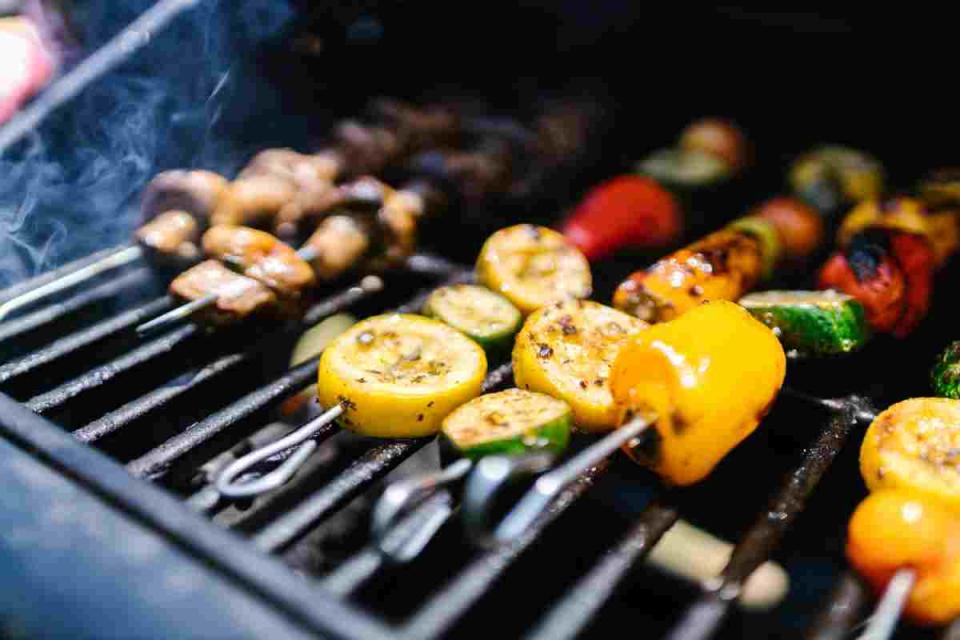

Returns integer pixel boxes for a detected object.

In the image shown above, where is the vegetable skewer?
[469,299,786,542]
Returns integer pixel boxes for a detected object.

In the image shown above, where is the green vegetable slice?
[931,341,960,400]
[739,290,869,357]
[442,388,572,458]
[636,147,731,190]
[729,217,781,279]
[423,284,522,352]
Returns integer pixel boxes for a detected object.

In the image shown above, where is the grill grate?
[2,241,960,640]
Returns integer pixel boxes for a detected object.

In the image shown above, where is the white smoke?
[0,0,294,288]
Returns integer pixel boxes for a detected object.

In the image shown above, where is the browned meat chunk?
[239,149,341,188]
[210,174,298,227]
[201,225,315,297]
[170,260,277,324]
[303,216,370,280]
[135,210,200,259]
[141,170,229,222]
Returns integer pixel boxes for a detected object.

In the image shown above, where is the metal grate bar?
[399,462,608,640]
[126,271,471,480]
[525,501,680,640]
[805,571,869,640]
[0,267,154,345]
[127,358,316,479]
[75,352,246,443]
[0,295,174,386]
[26,323,197,415]
[253,439,431,553]
[0,243,137,305]
[665,404,863,640]
[75,279,383,443]
[252,362,513,553]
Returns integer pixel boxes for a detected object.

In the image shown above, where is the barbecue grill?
[3,3,960,639]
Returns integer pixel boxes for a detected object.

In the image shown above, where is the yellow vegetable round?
[860,398,960,511]
[611,300,786,486]
[317,314,487,438]
[512,300,647,432]
[476,224,592,314]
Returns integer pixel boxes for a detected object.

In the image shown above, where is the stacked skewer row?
[9,103,960,640]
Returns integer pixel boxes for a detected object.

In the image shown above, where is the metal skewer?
[463,411,656,545]
[0,244,144,321]
[215,403,344,499]
[856,568,916,640]
[135,244,321,336]
[0,0,204,154]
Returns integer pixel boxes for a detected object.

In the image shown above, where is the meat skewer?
[134,155,490,334]
[0,100,464,320]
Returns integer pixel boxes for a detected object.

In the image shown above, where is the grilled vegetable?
[679,118,747,171]
[317,314,487,438]
[847,489,960,625]
[611,300,785,486]
[860,398,960,511]
[613,227,763,323]
[740,290,868,357]
[134,210,200,261]
[201,225,316,298]
[919,168,960,212]
[788,146,884,215]
[752,197,824,262]
[838,197,958,266]
[423,285,522,353]
[140,170,229,222]
[169,260,277,324]
[931,342,960,400]
[477,225,592,315]
[441,389,572,458]
[561,175,681,259]
[728,217,781,279]
[636,148,731,191]
[818,228,935,337]
[513,300,646,431]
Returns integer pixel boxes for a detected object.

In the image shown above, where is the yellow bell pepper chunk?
[610,300,786,485]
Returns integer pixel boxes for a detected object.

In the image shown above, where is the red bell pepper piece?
[561,175,680,260]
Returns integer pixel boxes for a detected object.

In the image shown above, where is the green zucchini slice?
[423,284,522,352]
[636,148,731,190]
[441,388,572,459]
[931,341,960,400]
[739,290,869,357]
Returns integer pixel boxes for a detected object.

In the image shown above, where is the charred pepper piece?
[818,228,935,337]
[610,300,785,486]
[613,226,764,322]
[847,489,960,625]
[838,197,958,267]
